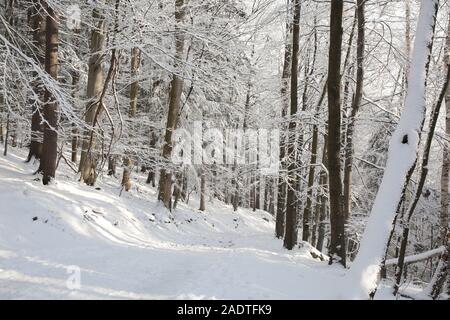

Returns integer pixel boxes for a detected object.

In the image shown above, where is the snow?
[0,147,348,300]
[344,0,438,299]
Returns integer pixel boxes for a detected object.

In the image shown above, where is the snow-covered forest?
[0,0,449,300]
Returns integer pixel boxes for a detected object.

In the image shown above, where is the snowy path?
[0,149,345,299]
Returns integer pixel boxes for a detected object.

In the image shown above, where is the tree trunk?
[347,0,439,298]
[40,4,59,185]
[71,73,80,163]
[78,4,107,185]
[108,156,116,176]
[343,0,365,224]
[27,0,46,162]
[121,158,132,192]
[429,13,450,300]
[327,0,346,266]
[199,170,206,211]
[276,0,292,239]
[394,26,448,297]
[302,121,318,242]
[283,0,301,250]
[158,0,186,211]
[129,47,141,117]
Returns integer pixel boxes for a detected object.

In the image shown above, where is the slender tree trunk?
[0,94,3,144]
[283,0,301,250]
[108,156,116,176]
[122,46,141,192]
[78,4,106,185]
[121,158,132,192]
[40,5,59,185]
[327,0,346,266]
[429,14,450,300]
[71,73,80,163]
[27,0,46,162]
[303,122,317,242]
[146,130,157,186]
[276,0,292,239]
[394,30,447,297]
[343,0,365,223]
[199,170,206,211]
[129,47,141,117]
[4,112,10,156]
[158,0,186,211]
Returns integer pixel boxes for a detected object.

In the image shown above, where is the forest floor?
[0,147,419,299]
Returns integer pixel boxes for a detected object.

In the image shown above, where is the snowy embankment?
[0,147,347,300]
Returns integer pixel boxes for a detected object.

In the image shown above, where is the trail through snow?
[0,148,345,299]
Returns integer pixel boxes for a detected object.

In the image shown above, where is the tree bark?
[40,4,59,185]
[343,0,365,223]
[158,0,186,211]
[199,170,206,211]
[283,0,301,250]
[276,0,292,239]
[327,0,346,266]
[27,0,46,162]
[129,47,141,117]
[78,4,107,185]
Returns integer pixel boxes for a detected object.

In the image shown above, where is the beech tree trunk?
[40,4,59,185]
[27,0,46,162]
[158,0,186,211]
[283,0,300,250]
[327,0,346,266]
[78,4,106,185]
[199,170,206,211]
[276,0,292,239]
[343,0,365,223]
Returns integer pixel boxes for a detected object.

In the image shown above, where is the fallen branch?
[385,246,446,266]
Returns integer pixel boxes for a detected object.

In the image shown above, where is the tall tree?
[158,0,186,211]
[283,0,300,250]
[26,0,46,162]
[40,3,59,185]
[327,0,346,266]
[78,3,107,185]
[346,0,439,298]
[343,0,365,222]
[275,0,292,239]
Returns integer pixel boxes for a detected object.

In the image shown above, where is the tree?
[283,0,301,250]
[327,0,346,266]
[26,0,46,162]
[158,0,186,211]
[78,3,107,186]
[343,0,365,223]
[346,0,440,298]
[275,1,292,239]
[40,3,59,185]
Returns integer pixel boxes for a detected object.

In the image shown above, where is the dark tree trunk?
[276,0,292,239]
[343,0,365,224]
[283,0,301,250]
[327,0,346,266]
[27,0,46,162]
[40,5,59,185]
[158,0,185,211]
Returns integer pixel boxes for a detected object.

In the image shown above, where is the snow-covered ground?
[0,148,418,300]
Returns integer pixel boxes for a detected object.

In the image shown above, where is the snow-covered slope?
[0,148,347,300]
